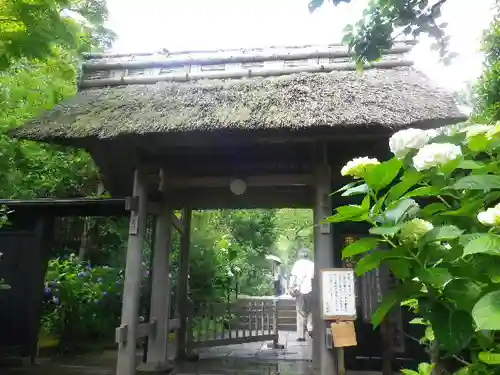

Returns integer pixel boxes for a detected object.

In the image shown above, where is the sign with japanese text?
[320,268,357,320]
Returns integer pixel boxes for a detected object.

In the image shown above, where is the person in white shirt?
[289,248,314,341]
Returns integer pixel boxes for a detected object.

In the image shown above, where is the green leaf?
[400,370,419,375]
[439,157,463,176]
[449,175,500,192]
[333,181,359,195]
[325,205,368,223]
[361,194,370,210]
[404,186,443,198]
[459,233,483,247]
[341,183,369,196]
[371,282,422,328]
[417,267,453,288]
[419,225,464,246]
[420,202,448,217]
[342,237,380,259]
[364,157,402,193]
[383,198,419,225]
[418,362,435,375]
[370,193,387,217]
[468,134,490,152]
[443,278,483,312]
[478,351,500,365]
[463,233,500,256]
[452,366,470,375]
[369,225,402,236]
[424,326,435,341]
[440,200,484,217]
[457,160,485,170]
[355,247,407,275]
[409,317,426,325]
[427,304,473,353]
[387,259,412,279]
[472,290,500,330]
[386,171,423,202]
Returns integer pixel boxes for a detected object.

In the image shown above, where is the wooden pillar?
[116,169,149,375]
[145,169,174,369]
[175,207,192,359]
[313,161,337,375]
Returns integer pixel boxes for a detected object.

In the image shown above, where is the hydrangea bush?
[330,123,500,374]
[41,254,123,348]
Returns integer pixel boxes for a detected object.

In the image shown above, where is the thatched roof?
[12,43,465,143]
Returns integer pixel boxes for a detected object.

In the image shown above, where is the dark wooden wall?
[0,212,53,360]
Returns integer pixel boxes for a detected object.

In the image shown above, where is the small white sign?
[129,213,139,235]
[320,221,331,234]
[321,269,357,320]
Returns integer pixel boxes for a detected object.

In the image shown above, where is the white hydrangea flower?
[340,157,380,179]
[399,219,434,245]
[412,143,462,171]
[389,128,431,159]
[477,204,500,226]
[425,129,441,139]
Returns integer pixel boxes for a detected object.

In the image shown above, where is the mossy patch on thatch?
[13,68,465,141]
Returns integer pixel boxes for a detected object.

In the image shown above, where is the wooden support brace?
[172,213,184,234]
[115,318,181,343]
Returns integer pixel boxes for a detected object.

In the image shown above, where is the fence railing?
[187,298,278,349]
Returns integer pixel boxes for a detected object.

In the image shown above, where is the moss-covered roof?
[13,67,464,142]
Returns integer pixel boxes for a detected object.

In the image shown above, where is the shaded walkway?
[197,330,311,361]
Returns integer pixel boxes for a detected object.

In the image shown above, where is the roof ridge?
[84,40,417,61]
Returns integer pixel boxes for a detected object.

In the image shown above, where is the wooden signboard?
[331,321,357,347]
[320,268,357,321]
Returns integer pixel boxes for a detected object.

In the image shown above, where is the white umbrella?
[265,254,282,263]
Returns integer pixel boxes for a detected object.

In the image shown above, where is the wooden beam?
[167,174,313,188]
[82,45,412,72]
[176,207,192,359]
[170,186,314,209]
[80,60,414,88]
[146,168,174,365]
[117,318,181,342]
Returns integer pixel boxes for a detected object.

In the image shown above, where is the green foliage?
[309,0,454,65]
[331,123,500,373]
[0,0,115,70]
[475,14,500,123]
[0,54,99,199]
[184,210,282,302]
[41,255,123,346]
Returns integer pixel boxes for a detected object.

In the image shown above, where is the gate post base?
[136,361,173,375]
[267,342,285,349]
[184,352,199,362]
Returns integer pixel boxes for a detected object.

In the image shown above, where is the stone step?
[277,317,296,325]
[277,310,296,318]
[277,323,297,331]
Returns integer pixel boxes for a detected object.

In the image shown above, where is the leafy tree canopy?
[309,0,453,64]
[475,13,500,122]
[0,0,115,70]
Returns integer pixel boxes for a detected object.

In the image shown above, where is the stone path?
[196,330,311,361]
